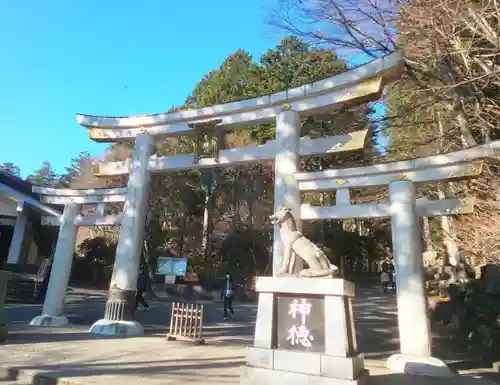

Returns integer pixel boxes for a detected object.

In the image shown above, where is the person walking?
[36,260,52,303]
[380,270,390,293]
[136,266,150,311]
[220,272,236,321]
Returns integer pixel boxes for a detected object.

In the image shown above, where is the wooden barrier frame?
[166,301,205,344]
[33,258,51,298]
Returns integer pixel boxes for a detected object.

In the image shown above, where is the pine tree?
[58,151,92,187]
[0,162,21,178]
[26,161,60,187]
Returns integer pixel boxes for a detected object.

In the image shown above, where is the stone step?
[4,364,496,385]
[368,374,499,385]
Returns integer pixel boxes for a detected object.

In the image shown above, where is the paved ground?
[1,285,499,385]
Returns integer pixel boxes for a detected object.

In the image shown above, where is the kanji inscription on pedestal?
[276,295,325,353]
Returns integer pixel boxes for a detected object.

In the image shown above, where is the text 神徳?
[286,298,314,347]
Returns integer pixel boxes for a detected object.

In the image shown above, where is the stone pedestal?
[242,277,368,384]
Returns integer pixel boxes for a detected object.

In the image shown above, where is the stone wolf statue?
[270,207,339,278]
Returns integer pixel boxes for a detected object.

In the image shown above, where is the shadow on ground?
[3,283,499,384]
[368,373,500,384]
[352,289,399,359]
[351,288,472,363]
[0,355,245,385]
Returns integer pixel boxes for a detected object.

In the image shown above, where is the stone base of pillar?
[386,354,455,377]
[104,286,136,321]
[89,286,143,336]
[89,319,144,336]
[29,315,69,327]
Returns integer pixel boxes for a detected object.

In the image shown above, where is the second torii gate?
[294,140,500,372]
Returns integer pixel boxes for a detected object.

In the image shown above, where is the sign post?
[156,257,188,284]
[164,275,176,284]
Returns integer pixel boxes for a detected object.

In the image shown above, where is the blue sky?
[0,0,282,177]
[0,1,384,179]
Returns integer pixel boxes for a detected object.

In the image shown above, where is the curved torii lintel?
[295,139,500,191]
[76,52,403,142]
[32,186,127,205]
[32,186,127,196]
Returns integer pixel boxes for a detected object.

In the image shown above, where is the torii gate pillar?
[387,180,454,376]
[30,203,80,327]
[89,133,154,336]
[272,110,303,276]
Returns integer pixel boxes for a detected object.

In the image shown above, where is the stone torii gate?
[30,186,126,327]
[29,49,500,375]
[70,52,402,337]
[28,53,403,331]
[294,140,500,370]
[31,139,500,373]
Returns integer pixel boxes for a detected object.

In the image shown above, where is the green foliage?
[385,73,441,160]
[26,160,60,187]
[72,237,117,285]
[30,36,388,285]
[25,152,93,188]
[143,169,205,253]
[188,37,367,146]
[196,227,272,284]
[78,236,117,265]
[30,220,58,258]
[58,151,92,187]
[190,49,258,106]
[0,162,21,178]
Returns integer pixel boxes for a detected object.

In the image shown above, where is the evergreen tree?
[95,37,383,279]
[58,151,92,187]
[190,49,258,107]
[248,36,368,144]
[26,160,60,187]
[0,162,21,178]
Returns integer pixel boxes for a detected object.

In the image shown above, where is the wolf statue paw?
[298,266,339,278]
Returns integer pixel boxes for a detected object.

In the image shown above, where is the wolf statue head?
[269,206,294,226]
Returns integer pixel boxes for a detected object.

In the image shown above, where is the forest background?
[2,0,498,287]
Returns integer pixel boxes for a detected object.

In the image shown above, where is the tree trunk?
[422,216,433,252]
[201,169,216,259]
[435,114,460,266]
[437,185,458,265]
[201,192,214,258]
[247,183,254,229]
[319,192,326,245]
[179,213,187,255]
[231,182,239,229]
[141,239,155,279]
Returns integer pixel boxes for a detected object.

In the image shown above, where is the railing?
[166,301,205,344]
[0,270,12,343]
[33,258,50,298]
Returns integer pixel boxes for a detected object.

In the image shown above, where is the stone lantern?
[189,119,223,163]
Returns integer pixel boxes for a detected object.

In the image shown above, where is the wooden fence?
[33,258,50,298]
[166,302,205,344]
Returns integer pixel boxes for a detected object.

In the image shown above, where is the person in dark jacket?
[36,260,52,303]
[136,266,150,311]
[220,272,236,320]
